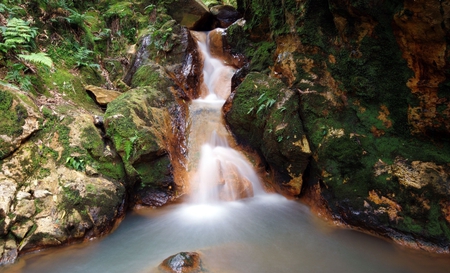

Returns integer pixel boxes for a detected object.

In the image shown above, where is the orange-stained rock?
[208,28,246,68]
[393,0,450,135]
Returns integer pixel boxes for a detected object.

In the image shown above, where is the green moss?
[245,41,275,72]
[0,90,13,111]
[131,64,173,90]
[397,216,423,234]
[0,90,28,138]
[94,160,126,181]
[226,72,310,183]
[136,155,171,188]
[38,168,51,179]
[81,125,104,159]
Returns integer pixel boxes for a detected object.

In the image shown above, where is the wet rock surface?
[158,252,204,273]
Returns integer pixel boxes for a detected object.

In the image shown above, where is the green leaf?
[256,104,266,114]
[266,98,276,108]
[18,52,54,68]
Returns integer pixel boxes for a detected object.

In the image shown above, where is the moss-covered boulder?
[0,102,127,265]
[225,72,311,195]
[104,86,178,206]
[124,21,203,99]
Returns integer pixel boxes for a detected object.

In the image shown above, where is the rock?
[0,238,18,265]
[11,220,34,240]
[104,87,180,198]
[218,162,254,201]
[0,103,127,261]
[0,89,41,159]
[125,25,203,100]
[165,0,210,29]
[208,28,246,68]
[15,199,35,218]
[393,0,450,137]
[85,165,99,176]
[16,191,31,200]
[158,252,203,273]
[136,189,172,207]
[34,189,52,199]
[225,72,311,196]
[85,85,122,106]
[210,5,242,28]
[93,115,104,127]
[0,178,16,215]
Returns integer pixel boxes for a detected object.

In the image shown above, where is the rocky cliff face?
[224,0,450,251]
[0,0,206,264]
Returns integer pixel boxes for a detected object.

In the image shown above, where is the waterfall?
[187,31,264,204]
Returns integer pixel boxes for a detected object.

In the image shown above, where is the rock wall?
[224,0,450,251]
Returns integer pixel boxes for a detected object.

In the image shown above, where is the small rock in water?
[158,252,203,273]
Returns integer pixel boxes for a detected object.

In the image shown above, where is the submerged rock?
[158,252,204,273]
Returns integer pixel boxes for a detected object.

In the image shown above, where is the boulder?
[165,0,211,29]
[85,85,122,106]
[158,252,204,273]
[104,87,178,204]
[124,23,203,100]
[210,5,242,28]
[225,72,311,196]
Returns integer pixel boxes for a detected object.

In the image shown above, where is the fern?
[125,135,138,160]
[0,18,37,53]
[124,140,133,160]
[18,52,53,68]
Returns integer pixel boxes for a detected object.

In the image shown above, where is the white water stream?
[2,31,450,273]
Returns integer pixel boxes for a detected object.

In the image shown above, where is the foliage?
[247,93,276,115]
[4,62,33,91]
[18,52,53,68]
[0,17,37,53]
[74,46,100,69]
[66,156,86,171]
[125,135,138,160]
[150,20,175,52]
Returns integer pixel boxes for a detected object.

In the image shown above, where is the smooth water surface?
[4,195,450,273]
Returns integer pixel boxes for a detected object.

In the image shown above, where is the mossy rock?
[104,86,176,188]
[131,63,175,91]
[0,88,40,159]
[225,72,311,195]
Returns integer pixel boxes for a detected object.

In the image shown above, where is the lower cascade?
[4,30,450,273]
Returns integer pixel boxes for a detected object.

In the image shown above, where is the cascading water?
[187,31,264,204]
[5,30,450,273]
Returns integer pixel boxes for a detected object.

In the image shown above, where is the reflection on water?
[3,195,450,273]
